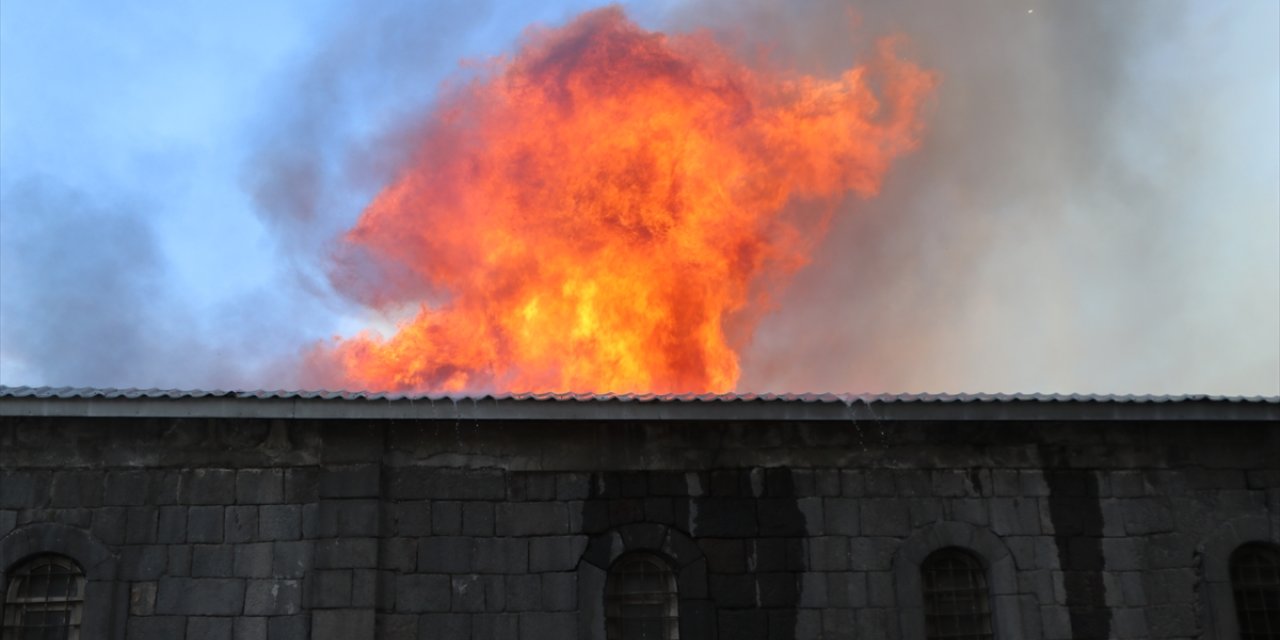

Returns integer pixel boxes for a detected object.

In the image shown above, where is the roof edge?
[1,386,1276,422]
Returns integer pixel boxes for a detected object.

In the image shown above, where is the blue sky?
[1,0,1276,394]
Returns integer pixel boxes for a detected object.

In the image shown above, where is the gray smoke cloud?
[658,0,1279,395]
[0,179,293,389]
[2,1,1273,395]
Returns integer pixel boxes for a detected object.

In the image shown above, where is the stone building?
[0,387,1277,640]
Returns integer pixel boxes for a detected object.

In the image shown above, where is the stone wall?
[1,415,1277,640]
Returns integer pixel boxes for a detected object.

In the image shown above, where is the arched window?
[3,554,86,640]
[1231,543,1280,639]
[606,552,679,640]
[921,547,994,640]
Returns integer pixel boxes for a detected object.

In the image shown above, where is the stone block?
[236,469,285,505]
[698,538,745,573]
[452,574,486,612]
[235,542,274,578]
[194,544,235,577]
[120,545,167,581]
[226,506,259,543]
[311,609,375,640]
[168,545,193,576]
[157,506,187,543]
[419,613,471,640]
[839,470,865,497]
[283,468,318,504]
[856,608,893,640]
[189,505,224,543]
[809,536,850,571]
[751,537,802,572]
[432,501,462,535]
[272,541,313,579]
[130,581,157,616]
[758,498,807,536]
[990,498,1040,536]
[0,510,15,537]
[188,616,233,640]
[821,608,856,640]
[1020,471,1051,497]
[0,472,48,509]
[866,571,895,607]
[690,498,757,537]
[859,500,909,537]
[390,467,505,501]
[123,506,158,544]
[127,616,185,639]
[182,468,236,505]
[51,470,104,508]
[376,614,417,640]
[644,497,675,525]
[850,537,898,572]
[419,536,472,573]
[474,613,519,640]
[244,579,301,616]
[1122,499,1175,535]
[234,617,268,640]
[555,473,591,500]
[949,498,989,526]
[528,535,586,573]
[823,498,858,535]
[496,502,569,536]
[106,470,152,506]
[267,615,309,640]
[156,577,246,615]
[396,574,450,613]
[462,502,494,536]
[315,538,378,569]
[319,464,380,498]
[90,506,127,545]
[312,500,379,537]
[352,569,378,609]
[259,505,301,541]
[471,537,527,574]
[518,612,574,639]
[799,572,828,608]
[393,502,432,537]
[311,570,353,608]
[506,574,542,611]
[541,572,576,611]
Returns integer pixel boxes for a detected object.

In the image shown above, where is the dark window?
[922,547,994,640]
[1232,543,1280,640]
[3,554,85,640]
[606,553,678,640]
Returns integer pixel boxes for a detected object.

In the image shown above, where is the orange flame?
[317,7,935,393]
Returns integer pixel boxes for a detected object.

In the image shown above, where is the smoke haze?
[0,1,1275,395]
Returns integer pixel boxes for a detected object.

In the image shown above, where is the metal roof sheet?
[1,386,1275,422]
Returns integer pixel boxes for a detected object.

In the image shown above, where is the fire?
[317,7,935,393]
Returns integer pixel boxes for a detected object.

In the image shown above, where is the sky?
[1,0,1277,395]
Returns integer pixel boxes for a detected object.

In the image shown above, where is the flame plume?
[317,7,935,393]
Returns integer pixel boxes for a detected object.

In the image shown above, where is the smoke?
[662,0,1279,395]
[0,180,297,389]
[1,1,1273,395]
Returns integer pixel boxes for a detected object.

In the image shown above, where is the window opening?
[606,553,679,640]
[1231,543,1280,640]
[3,554,86,640]
[922,547,994,640]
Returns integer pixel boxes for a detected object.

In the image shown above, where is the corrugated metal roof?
[1,386,1276,422]
[1,386,1275,403]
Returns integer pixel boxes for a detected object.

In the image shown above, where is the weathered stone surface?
[156,577,246,615]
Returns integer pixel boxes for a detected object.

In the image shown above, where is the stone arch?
[892,520,1027,640]
[1197,513,1278,639]
[0,522,125,640]
[578,523,710,640]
